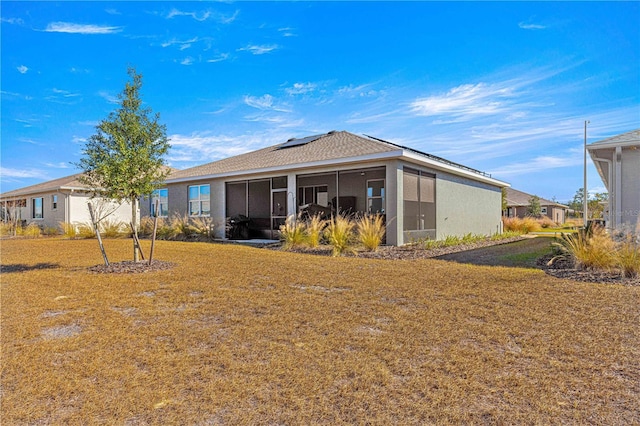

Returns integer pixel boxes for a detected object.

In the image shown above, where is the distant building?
[587,129,640,232]
[0,174,133,230]
[503,187,568,224]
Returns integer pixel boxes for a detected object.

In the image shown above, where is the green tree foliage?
[77,67,170,261]
[568,188,608,219]
[526,195,542,217]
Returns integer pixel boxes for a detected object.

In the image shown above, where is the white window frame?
[151,188,168,217]
[188,184,210,217]
[52,194,58,210]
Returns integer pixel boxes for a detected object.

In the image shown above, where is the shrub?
[190,216,215,241]
[43,226,60,236]
[616,236,640,278]
[60,222,77,239]
[537,216,557,229]
[0,222,17,236]
[356,214,385,252]
[100,219,126,238]
[170,214,199,241]
[325,214,356,256]
[75,222,97,239]
[21,223,41,238]
[503,217,541,233]
[551,225,615,270]
[305,214,326,248]
[280,215,307,250]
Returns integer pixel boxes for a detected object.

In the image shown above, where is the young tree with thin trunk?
[77,67,170,262]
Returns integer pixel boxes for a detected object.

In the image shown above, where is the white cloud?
[410,82,514,119]
[52,88,80,97]
[244,94,274,110]
[488,154,581,177]
[237,44,279,55]
[1,17,24,25]
[44,22,122,34]
[0,167,49,180]
[285,82,317,95]
[98,91,119,104]
[44,162,72,169]
[17,65,28,74]
[181,57,195,66]
[278,27,296,37]
[105,8,121,15]
[166,8,238,23]
[519,22,546,30]
[207,53,230,63]
[161,37,199,48]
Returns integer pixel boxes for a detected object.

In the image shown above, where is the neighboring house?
[0,173,134,230]
[587,129,640,232]
[503,187,568,224]
[148,131,509,245]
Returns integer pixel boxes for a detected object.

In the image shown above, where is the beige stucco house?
[0,173,133,230]
[587,129,640,233]
[145,131,509,245]
[503,187,568,224]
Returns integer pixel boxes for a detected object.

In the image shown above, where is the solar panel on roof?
[279,134,325,149]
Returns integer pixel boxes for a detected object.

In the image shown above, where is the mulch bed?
[88,260,175,274]
[537,254,640,286]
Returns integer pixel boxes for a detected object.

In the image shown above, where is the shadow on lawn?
[0,263,61,273]
[434,237,554,268]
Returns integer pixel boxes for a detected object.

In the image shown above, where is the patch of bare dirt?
[88,260,174,274]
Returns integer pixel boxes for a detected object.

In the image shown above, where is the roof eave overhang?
[0,186,89,199]
[166,149,509,188]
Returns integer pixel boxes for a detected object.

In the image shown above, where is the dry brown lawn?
[1,238,638,424]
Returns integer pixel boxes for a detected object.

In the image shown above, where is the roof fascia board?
[166,150,404,184]
[588,140,639,150]
[0,186,88,199]
[401,150,509,187]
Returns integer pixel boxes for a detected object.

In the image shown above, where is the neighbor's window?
[541,206,548,215]
[32,197,43,219]
[151,188,168,217]
[52,195,58,210]
[188,184,210,216]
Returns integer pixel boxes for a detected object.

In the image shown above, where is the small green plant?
[305,214,326,248]
[280,215,307,250]
[356,214,385,252]
[325,214,356,256]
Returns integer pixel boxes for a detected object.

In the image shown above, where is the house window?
[32,197,43,219]
[151,189,168,217]
[298,185,328,207]
[541,206,548,215]
[403,168,435,231]
[188,184,210,216]
[52,195,58,210]
[367,179,385,214]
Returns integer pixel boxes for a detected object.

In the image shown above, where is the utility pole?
[583,120,590,227]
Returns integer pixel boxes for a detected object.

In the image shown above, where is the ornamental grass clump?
[503,217,542,234]
[20,223,41,238]
[551,225,616,270]
[616,236,640,278]
[280,215,307,250]
[305,214,327,248]
[325,214,356,256]
[356,213,385,252]
[100,219,126,238]
[59,222,77,239]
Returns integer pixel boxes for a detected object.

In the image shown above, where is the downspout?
[591,155,613,229]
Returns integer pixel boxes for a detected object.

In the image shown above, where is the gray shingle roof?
[0,173,88,198]
[168,131,400,180]
[505,187,568,208]
[589,129,640,148]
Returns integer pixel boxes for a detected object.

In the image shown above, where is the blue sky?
[2,1,639,202]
